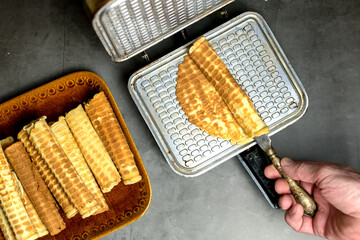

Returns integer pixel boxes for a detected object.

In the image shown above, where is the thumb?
[281,158,328,184]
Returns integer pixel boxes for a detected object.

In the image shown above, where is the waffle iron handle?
[266,147,317,217]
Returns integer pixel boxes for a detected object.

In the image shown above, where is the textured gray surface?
[0,0,359,240]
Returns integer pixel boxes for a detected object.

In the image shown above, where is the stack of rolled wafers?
[29,117,100,218]
[65,105,121,193]
[19,122,77,219]
[50,116,108,215]
[176,36,269,144]
[0,91,142,240]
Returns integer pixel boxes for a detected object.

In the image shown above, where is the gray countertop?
[1,0,359,239]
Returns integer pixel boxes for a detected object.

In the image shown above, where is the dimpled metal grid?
[211,23,300,125]
[129,13,307,177]
[93,0,234,61]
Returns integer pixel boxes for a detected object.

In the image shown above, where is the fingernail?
[282,158,294,166]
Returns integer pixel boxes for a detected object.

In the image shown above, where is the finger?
[311,188,330,238]
[298,181,315,195]
[281,158,333,184]
[278,194,294,210]
[285,204,315,235]
[264,164,280,179]
[275,178,290,194]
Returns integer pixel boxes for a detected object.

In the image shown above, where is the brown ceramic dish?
[0,71,152,240]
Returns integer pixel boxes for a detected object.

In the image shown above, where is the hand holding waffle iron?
[176,37,316,216]
[0,91,142,240]
[265,158,360,240]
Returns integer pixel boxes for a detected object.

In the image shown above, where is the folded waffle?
[5,141,65,236]
[65,105,121,193]
[28,117,100,218]
[0,204,15,240]
[85,92,142,185]
[51,116,108,216]
[0,137,38,240]
[18,125,77,219]
[176,56,251,144]
[11,171,48,238]
[189,37,269,139]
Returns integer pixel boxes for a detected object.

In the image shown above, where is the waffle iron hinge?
[141,51,151,63]
[141,28,189,63]
[180,29,188,41]
[220,7,229,19]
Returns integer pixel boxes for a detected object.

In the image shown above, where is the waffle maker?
[84,0,310,209]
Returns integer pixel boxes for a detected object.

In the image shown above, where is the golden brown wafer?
[85,92,142,185]
[65,105,121,193]
[0,207,16,240]
[11,171,48,238]
[18,124,77,219]
[176,56,251,144]
[189,37,269,138]
[0,138,38,240]
[5,141,65,236]
[29,117,100,218]
[51,116,108,216]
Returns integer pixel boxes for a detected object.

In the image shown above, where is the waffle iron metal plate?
[91,0,234,62]
[128,12,308,177]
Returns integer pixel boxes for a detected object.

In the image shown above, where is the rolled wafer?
[5,141,65,236]
[51,116,108,216]
[65,105,121,193]
[0,137,38,240]
[85,92,142,185]
[11,171,48,238]
[189,37,269,138]
[0,207,15,240]
[28,117,100,218]
[18,123,77,219]
[0,138,17,240]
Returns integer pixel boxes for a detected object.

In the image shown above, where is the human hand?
[264,158,360,240]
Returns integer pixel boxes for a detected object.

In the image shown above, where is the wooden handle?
[266,147,317,217]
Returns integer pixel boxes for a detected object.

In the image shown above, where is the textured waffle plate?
[91,0,234,62]
[129,12,308,177]
[0,72,151,240]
